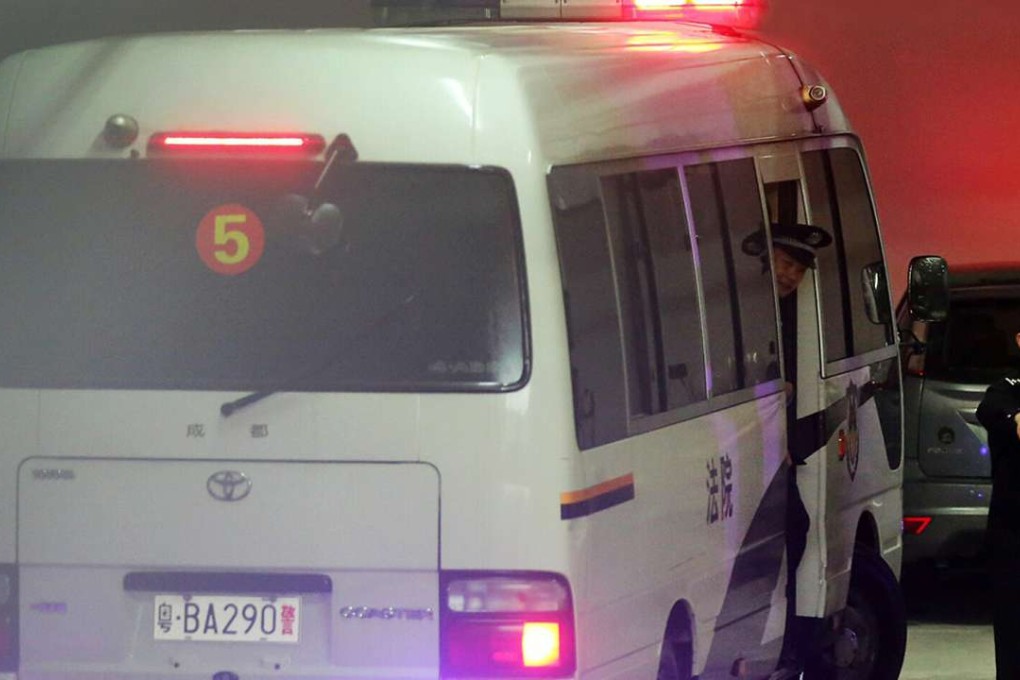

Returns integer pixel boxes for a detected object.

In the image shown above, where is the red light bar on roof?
[501,0,766,25]
[629,0,767,28]
[149,132,326,155]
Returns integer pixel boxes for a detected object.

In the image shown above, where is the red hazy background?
[761,0,1020,296]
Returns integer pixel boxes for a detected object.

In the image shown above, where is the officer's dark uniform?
[779,288,816,667]
[977,372,1020,680]
[744,223,832,670]
[744,223,831,589]
[781,290,811,596]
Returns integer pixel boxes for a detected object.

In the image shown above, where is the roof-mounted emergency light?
[629,0,767,29]
[372,0,498,26]
[499,0,767,28]
[148,132,327,156]
[372,0,766,28]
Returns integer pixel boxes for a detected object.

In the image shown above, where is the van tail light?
[148,132,326,156]
[440,572,575,678]
[903,516,932,536]
[0,565,17,672]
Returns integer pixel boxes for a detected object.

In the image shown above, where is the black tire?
[656,633,692,680]
[806,549,907,680]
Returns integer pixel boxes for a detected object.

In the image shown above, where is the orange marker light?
[522,622,561,668]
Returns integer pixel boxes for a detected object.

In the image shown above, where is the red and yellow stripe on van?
[560,473,635,520]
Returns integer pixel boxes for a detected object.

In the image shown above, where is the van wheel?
[657,635,692,680]
[806,549,907,680]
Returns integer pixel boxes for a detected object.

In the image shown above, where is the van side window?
[602,169,706,417]
[552,156,781,450]
[804,148,893,362]
[685,159,779,394]
[551,171,630,448]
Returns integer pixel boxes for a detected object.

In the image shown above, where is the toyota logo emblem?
[207,471,252,502]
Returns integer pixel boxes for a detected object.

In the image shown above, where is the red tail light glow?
[903,516,932,536]
[522,622,561,667]
[904,351,926,378]
[441,572,575,678]
[148,132,326,155]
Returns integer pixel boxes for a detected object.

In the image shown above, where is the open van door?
[758,140,907,676]
[756,147,829,620]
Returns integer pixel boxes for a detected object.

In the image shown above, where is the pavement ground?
[899,563,995,680]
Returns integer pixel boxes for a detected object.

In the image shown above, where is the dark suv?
[900,264,1020,566]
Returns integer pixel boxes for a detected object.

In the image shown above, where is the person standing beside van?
[976,344,1020,680]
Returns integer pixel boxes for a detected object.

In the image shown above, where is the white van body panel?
[1,25,823,165]
[20,459,440,677]
[0,21,899,680]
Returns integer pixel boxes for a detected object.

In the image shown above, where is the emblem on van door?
[207,471,252,502]
[838,382,861,481]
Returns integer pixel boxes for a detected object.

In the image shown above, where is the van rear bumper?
[902,471,990,565]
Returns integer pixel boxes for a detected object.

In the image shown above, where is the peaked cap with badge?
[741,222,833,268]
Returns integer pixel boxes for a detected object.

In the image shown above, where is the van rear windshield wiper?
[221,389,277,418]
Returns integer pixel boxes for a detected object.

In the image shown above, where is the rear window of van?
[925,292,1020,383]
[0,160,528,392]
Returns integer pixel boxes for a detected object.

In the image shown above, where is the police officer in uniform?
[976,345,1020,680]
[743,222,833,671]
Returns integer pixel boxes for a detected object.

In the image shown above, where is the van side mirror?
[907,255,949,322]
[861,261,891,325]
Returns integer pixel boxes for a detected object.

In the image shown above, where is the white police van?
[0,1,924,678]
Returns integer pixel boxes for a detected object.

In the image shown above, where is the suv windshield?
[924,291,1020,384]
[0,159,527,392]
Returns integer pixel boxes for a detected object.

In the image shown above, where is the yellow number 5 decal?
[214,213,250,265]
[196,204,265,276]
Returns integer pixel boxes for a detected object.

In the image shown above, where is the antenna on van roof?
[372,0,500,27]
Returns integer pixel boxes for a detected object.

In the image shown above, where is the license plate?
[154,595,300,643]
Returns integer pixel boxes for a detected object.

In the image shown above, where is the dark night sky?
[2,0,1017,296]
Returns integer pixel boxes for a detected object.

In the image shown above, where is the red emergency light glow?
[903,516,932,536]
[148,132,326,155]
[630,0,766,29]
[634,0,752,9]
[625,32,726,53]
